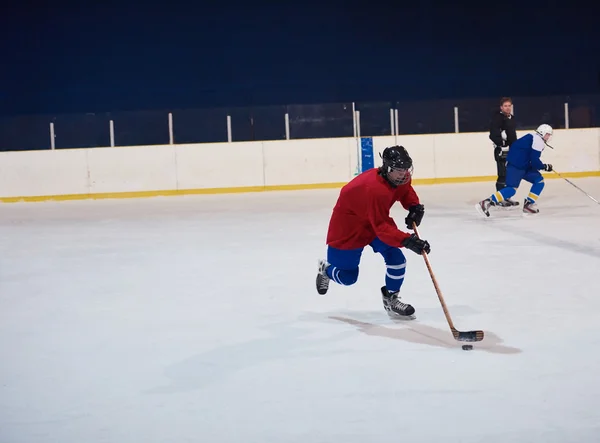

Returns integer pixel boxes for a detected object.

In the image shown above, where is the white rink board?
[87,145,178,194]
[175,142,265,189]
[0,128,598,199]
[0,149,89,197]
[262,138,355,186]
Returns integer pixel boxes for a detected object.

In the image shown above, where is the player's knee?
[385,247,406,265]
[329,266,359,286]
[346,269,359,285]
[340,268,359,285]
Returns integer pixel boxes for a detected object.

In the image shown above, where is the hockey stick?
[412,222,484,342]
[537,138,597,204]
[552,170,600,205]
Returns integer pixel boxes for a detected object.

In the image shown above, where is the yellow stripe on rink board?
[1,170,599,203]
[0,182,349,203]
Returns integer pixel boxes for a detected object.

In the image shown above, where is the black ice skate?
[523,199,539,214]
[316,259,331,295]
[497,198,519,207]
[381,286,415,320]
[475,198,494,217]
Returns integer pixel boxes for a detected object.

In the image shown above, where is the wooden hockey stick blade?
[452,329,485,342]
[412,223,484,342]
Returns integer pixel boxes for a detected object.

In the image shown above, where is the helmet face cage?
[386,164,413,186]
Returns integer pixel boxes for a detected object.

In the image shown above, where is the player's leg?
[370,238,415,318]
[492,165,520,203]
[316,246,363,295]
[522,170,545,213]
[494,147,518,206]
[476,164,524,217]
[494,147,507,192]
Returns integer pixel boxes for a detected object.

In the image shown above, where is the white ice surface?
[1,178,600,443]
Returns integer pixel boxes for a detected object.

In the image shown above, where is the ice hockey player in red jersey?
[315,145,431,319]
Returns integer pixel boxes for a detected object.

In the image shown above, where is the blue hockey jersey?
[506,133,546,170]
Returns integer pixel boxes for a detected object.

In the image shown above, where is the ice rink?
[1,177,600,443]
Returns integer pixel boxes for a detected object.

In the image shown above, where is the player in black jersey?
[489,97,518,207]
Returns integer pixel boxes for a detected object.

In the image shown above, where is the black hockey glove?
[405,204,424,230]
[494,145,509,160]
[543,163,553,171]
[402,234,431,255]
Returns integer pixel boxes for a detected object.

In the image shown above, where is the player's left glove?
[405,204,424,230]
[543,163,553,171]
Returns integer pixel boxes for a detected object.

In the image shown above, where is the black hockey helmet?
[379,145,413,186]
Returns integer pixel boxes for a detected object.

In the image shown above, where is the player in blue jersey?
[476,124,554,216]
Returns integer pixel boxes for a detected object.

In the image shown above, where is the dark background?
[1,1,598,150]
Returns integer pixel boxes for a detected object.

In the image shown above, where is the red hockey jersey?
[326,168,420,250]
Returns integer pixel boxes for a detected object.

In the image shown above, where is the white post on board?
[50,122,55,150]
[352,102,357,138]
[394,109,399,144]
[564,102,569,129]
[168,113,174,144]
[284,113,290,140]
[454,106,459,133]
[109,120,115,147]
[389,109,395,136]
[227,115,232,143]
[355,110,362,174]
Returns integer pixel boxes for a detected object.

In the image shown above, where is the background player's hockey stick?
[538,139,597,204]
[412,222,484,342]
[552,170,600,205]
[537,138,597,204]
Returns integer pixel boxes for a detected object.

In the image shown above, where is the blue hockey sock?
[526,181,545,203]
[385,262,406,292]
[381,248,406,292]
[491,187,516,204]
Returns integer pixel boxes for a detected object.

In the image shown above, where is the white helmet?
[536,124,553,138]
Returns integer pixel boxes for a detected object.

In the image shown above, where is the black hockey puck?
[462,345,473,351]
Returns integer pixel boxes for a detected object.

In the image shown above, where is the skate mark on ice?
[144,322,353,395]
[328,316,522,354]
[485,222,600,260]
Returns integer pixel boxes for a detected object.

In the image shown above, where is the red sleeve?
[367,187,412,248]
[398,182,420,210]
